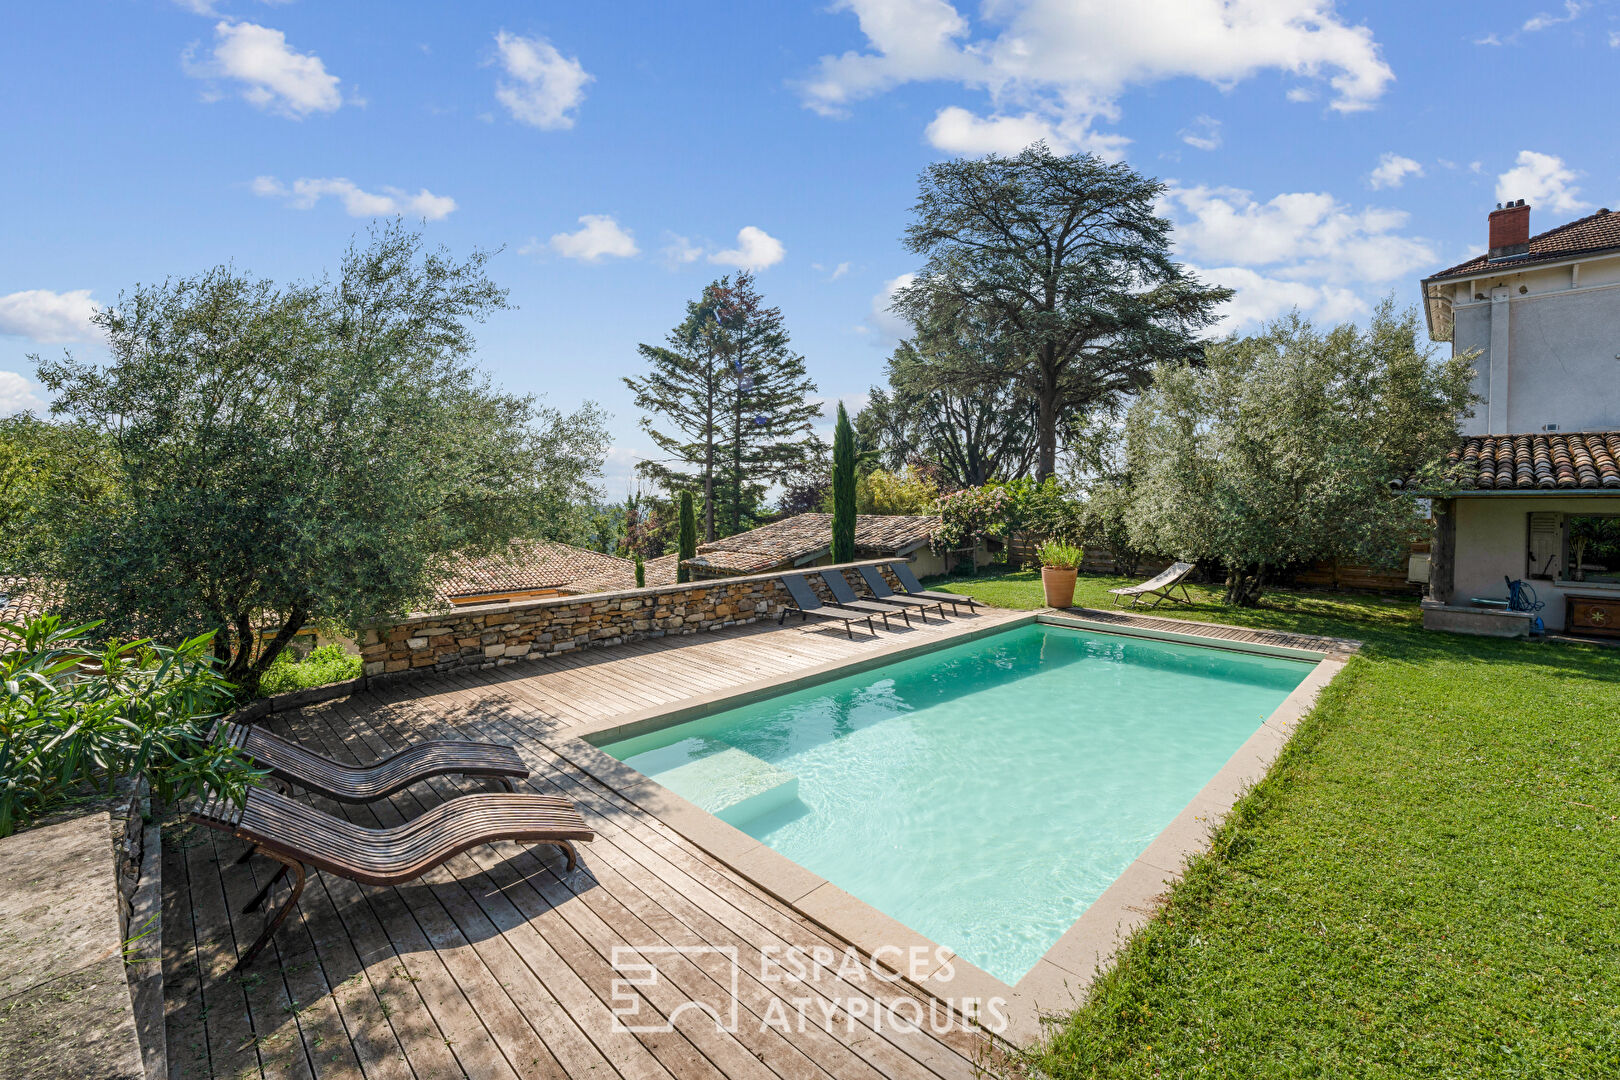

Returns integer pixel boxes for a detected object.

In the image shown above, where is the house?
[1418,201,1620,637]
[680,513,952,579]
[430,539,640,606]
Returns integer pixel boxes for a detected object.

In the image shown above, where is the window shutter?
[1527,512,1561,579]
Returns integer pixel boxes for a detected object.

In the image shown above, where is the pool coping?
[545,609,1355,1048]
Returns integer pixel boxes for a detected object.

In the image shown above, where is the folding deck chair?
[886,562,979,615]
[776,573,878,637]
[816,570,912,629]
[856,565,947,620]
[1108,562,1197,609]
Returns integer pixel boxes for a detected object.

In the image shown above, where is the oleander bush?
[258,643,363,696]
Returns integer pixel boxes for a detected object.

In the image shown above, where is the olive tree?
[34,223,608,695]
[1126,302,1475,606]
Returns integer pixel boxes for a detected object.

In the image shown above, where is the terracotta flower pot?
[1041,566,1078,609]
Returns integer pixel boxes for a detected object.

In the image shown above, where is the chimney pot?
[1488,200,1531,261]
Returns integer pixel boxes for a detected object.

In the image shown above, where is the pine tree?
[676,490,697,584]
[832,403,857,564]
[625,273,822,540]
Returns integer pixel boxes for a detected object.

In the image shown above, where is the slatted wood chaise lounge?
[887,562,980,615]
[776,572,877,638]
[856,565,947,620]
[1108,561,1197,609]
[815,569,912,629]
[213,719,529,803]
[191,786,594,966]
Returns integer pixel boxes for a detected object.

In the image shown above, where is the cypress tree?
[634,553,646,588]
[676,490,697,584]
[831,403,857,564]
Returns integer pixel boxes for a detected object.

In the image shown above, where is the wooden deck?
[164,609,1027,1080]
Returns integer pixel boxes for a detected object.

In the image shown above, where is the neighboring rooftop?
[1425,207,1620,283]
[0,576,52,623]
[684,513,938,576]
[431,540,637,604]
[1443,431,1620,492]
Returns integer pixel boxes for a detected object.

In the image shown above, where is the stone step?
[655,745,801,828]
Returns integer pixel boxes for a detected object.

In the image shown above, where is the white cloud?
[1610,30,1620,47]
[252,176,456,219]
[1473,32,1503,46]
[1286,86,1317,102]
[548,214,639,262]
[185,21,342,118]
[1178,115,1222,152]
[1523,2,1584,32]
[1496,150,1589,213]
[804,0,1393,149]
[830,261,851,280]
[0,289,102,344]
[0,372,47,417]
[709,227,785,271]
[659,233,704,268]
[866,273,915,342]
[1163,184,1435,331]
[1368,152,1423,190]
[493,31,591,130]
[926,107,1060,154]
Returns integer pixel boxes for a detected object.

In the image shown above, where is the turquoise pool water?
[598,623,1311,984]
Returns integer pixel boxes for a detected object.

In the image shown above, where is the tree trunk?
[1224,564,1267,607]
[1036,351,1058,481]
[704,371,715,543]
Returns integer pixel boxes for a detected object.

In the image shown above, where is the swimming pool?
[596,622,1312,984]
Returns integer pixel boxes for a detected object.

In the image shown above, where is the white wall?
[1453,495,1620,629]
[1449,252,1620,435]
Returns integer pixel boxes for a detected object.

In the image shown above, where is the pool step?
[657,746,800,828]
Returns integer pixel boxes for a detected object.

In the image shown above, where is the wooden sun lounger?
[816,570,912,629]
[888,562,979,614]
[190,786,593,966]
[856,565,947,619]
[1108,561,1197,608]
[776,573,877,638]
[213,720,529,803]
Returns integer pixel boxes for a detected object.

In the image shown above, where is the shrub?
[856,467,940,515]
[0,614,254,837]
[932,484,1011,553]
[1035,539,1083,569]
[258,643,363,696]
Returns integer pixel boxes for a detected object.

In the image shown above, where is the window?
[1565,514,1620,585]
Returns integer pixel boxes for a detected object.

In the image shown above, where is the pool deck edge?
[546,606,1357,1050]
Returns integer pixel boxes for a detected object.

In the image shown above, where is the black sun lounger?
[816,570,912,629]
[776,573,877,638]
[856,565,947,619]
[887,562,979,615]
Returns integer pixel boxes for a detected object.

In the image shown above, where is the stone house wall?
[358,559,903,685]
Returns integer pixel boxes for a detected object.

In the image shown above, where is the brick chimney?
[1488,199,1531,260]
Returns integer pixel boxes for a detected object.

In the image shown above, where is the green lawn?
[925,569,1620,1078]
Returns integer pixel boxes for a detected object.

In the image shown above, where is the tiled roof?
[1444,432,1620,491]
[0,576,51,623]
[694,513,939,567]
[639,553,681,586]
[432,540,637,602]
[1425,208,1620,282]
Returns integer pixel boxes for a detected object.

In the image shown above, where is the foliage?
[831,403,858,563]
[923,567,1620,1080]
[858,303,1038,487]
[676,491,697,584]
[0,614,253,836]
[931,484,1010,553]
[1568,515,1620,582]
[893,144,1231,479]
[634,554,646,588]
[0,414,119,574]
[855,466,940,515]
[1076,484,1148,577]
[258,643,363,696]
[1034,539,1083,570]
[32,223,609,697]
[775,438,832,517]
[1126,303,1475,605]
[997,476,1081,543]
[625,272,822,539]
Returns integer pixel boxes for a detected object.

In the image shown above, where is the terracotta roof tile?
[432,540,637,602]
[1426,208,1620,282]
[695,513,938,567]
[0,576,51,623]
[1444,431,1620,491]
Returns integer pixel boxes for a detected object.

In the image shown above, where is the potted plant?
[1036,539,1083,608]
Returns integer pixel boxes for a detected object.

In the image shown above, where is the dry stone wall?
[358,560,900,686]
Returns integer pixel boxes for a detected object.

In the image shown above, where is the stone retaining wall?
[358,559,902,686]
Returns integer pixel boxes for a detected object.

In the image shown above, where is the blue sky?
[3,1,1617,494]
